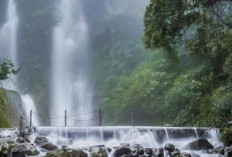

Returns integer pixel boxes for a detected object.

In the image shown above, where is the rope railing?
[17,109,104,128]
[18,109,163,129]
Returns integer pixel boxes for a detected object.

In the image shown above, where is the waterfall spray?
[0,0,39,126]
[51,0,93,126]
[0,0,18,91]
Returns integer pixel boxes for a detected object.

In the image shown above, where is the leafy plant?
[0,59,20,80]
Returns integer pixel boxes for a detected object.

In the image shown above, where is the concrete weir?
[35,126,222,148]
[0,126,224,156]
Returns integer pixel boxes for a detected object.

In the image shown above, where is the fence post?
[131,111,134,126]
[19,116,23,137]
[99,110,102,126]
[19,116,23,128]
[162,110,164,127]
[30,110,32,127]
[65,110,67,127]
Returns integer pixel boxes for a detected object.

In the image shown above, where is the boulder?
[181,152,191,157]
[225,146,232,157]
[114,147,131,157]
[46,148,88,157]
[90,145,108,157]
[164,143,175,152]
[71,149,88,157]
[144,148,153,156]
[11,143,39,156]
[16,137,25,143]
[107,148,112,153]
[210,146,225,155]
[39,142,59,151]
[0,139,9,155]
[130,144,143,156]
[45,149,62,157]
[34,136,48,144]
[170,148,180,157]
[183,139,214,150]
[156,147,164,157]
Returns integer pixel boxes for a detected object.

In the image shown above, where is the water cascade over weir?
[0,0,39,126]
[51,0,93,126]
[34,126,223,156]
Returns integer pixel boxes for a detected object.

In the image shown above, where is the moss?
[0,87,13,127]
[221,127,232,146]
[0,109,10,127]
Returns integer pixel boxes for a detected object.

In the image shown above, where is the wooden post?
[99,110,102,126]
[19,116,23,137]
[65,110,67,127]
[30,110,32,127]
[162,110,164,127]
[132,111,134,126]
[19,116,23,128]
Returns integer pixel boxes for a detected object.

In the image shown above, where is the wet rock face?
[34,136,58,151]
[114,147,131,157]
[225,146,232,156]
[11,143,39,156]
[45,148,88,157]
[34,136,48,144]
[90,145,108,157]
[183,138,214,150]
[181,152,191,157]
[164,143,175,152]
[0,138,9,155]
[39,142,59,151]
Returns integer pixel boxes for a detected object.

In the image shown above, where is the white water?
[0,0,18,91]
[35,126,223,157]
[0,127,223,156]
[51,0,93,126]
[0,0,39,126]
[21,95,39,126]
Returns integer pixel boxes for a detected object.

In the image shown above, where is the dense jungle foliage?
[100,0,232,128]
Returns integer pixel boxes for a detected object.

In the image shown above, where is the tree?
[0,59,20,80]
[144,0,232,55]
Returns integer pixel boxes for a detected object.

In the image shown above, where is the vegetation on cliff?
[96,0,232,128]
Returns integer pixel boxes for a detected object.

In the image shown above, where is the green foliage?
[100,0,232,127]
[144,0,232,51]
[221,127,232,146]
[0,59,20,80]
[165,64,214,126]
[102,49,176,125]
[125,0,232,128]
[0,109,10,128]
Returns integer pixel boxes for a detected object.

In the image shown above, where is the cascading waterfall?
[35,127,222,149]
[0,0,39,126]
[21,95,39,126]
[0,0,18,91]
[51,0,93,126]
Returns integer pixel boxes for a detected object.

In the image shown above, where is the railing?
[17,110,150,128]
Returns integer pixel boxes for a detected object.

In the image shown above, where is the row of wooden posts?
[19,110,164,127]
[19,110,103,127]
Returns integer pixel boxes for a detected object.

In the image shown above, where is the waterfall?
[21,95,39,126]
[0,0,39,126]
[0,0,18,91]
[36,126,223,149]
[51,0,93,126]
[0,0,18,64]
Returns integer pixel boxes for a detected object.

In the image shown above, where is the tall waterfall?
[0,0,40,126]
[51,0,93,126]
[0,0,18,91]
